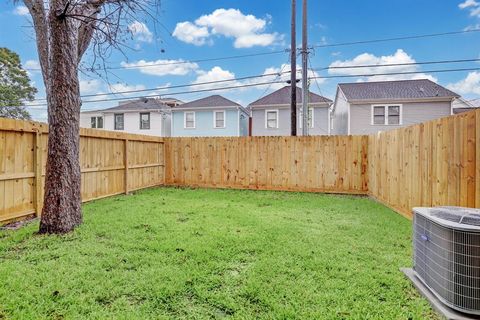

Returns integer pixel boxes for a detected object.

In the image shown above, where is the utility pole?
[301,0,309,136]
[290,0,297,136]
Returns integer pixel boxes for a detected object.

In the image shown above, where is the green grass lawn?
[0,187,437,319]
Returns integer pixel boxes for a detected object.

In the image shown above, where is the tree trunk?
[39,12,82,234]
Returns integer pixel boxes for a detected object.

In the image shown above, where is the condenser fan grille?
[413,207,480,315]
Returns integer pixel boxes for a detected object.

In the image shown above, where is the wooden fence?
[0,117,165,223]
[368,109,480,218]
[0,109,479,223]
[164,136,369,194]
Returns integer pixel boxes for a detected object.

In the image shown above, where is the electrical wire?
[27,57,480,102]
[24,66,480,108]
[22,28,480,71]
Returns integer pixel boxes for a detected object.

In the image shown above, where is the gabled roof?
[174,95,242,109]
[98,98,175,112]
[338,79,460,102]
[249,86,332,107]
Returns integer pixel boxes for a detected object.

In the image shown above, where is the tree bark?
[39,8,82,234]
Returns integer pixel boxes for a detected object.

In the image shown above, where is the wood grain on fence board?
[1,109,479,223]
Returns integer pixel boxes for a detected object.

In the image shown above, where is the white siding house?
[80,98,182,137]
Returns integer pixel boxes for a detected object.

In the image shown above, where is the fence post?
[125,139,129,194]
[34,131,43,217]
[476,109,480,208]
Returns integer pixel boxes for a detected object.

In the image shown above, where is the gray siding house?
[330,79,461,135]
[249,86,332,136]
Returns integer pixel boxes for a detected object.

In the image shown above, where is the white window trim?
[114,113,124,130]
[139,112,150,130]
[299,107,315,129]
[213,110,226,129]
[371,104,402,126]
[184,111,196,129]
[265,109,279,129]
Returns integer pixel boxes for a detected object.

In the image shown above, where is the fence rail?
[368,109,480,217]
[0,117,165,223]
[0,109,479,223]
[164,136,368,194]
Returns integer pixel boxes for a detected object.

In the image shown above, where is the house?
[170,95,249,137]
[330,79,463,135]
[80,97,182,136]
[248,86,332,136]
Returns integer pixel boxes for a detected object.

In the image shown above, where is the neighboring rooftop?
[89,98,181,113]
[249,86,332,107]
[338,79,460,101]
[174,95,242,109]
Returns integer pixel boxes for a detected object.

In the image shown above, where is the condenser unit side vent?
[413,206,480,315]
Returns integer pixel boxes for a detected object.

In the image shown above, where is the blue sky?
[1,0,480,121]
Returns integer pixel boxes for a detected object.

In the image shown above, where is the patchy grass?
[0,187,437,319]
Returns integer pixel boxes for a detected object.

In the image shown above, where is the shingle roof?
[338,79,459,101]
[249,86,332,106]
[100,98,173,112]
[175,95,241,108]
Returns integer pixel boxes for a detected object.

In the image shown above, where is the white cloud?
[120,59,199,76]
[173,8,282,48]
[128,21,153,43]
[191,66,237,91]
[172,22,210,46]
[23,60,41,76]
[110,83,146,94]
[252,63,325,91]
[471,6,480,16]
[13,5,29,16]
[459,0,479,9]
[234,33,281,48]
[24,60,40,69]
[459,0,480,22]
[319,36,328,46]
[80,79,103,94]
[447,72,480,95]
[464,23,480,30]
[328,49,437,82]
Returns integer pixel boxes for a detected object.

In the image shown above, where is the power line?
[31,69,293,102]
[309,66,480,80]
[28,57,480,102]
[320,58,480,71]
[23,28,480,71]
[25,80,287,107]
[25,50,287,71]
[25,66,480,108]
[313,28,480,48]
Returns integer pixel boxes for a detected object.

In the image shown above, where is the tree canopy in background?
[0,47,37,120]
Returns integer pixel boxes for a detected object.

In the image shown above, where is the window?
[388,106,400,125]
[373,106,385,125]
[371,105,402,125]
[140,112,150,130]
[214,111,225,128]
[265,110,278,129]
[90,116,103,129]
[184,111,195,129]
[299,107,314,128]
[114,113,124,130]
